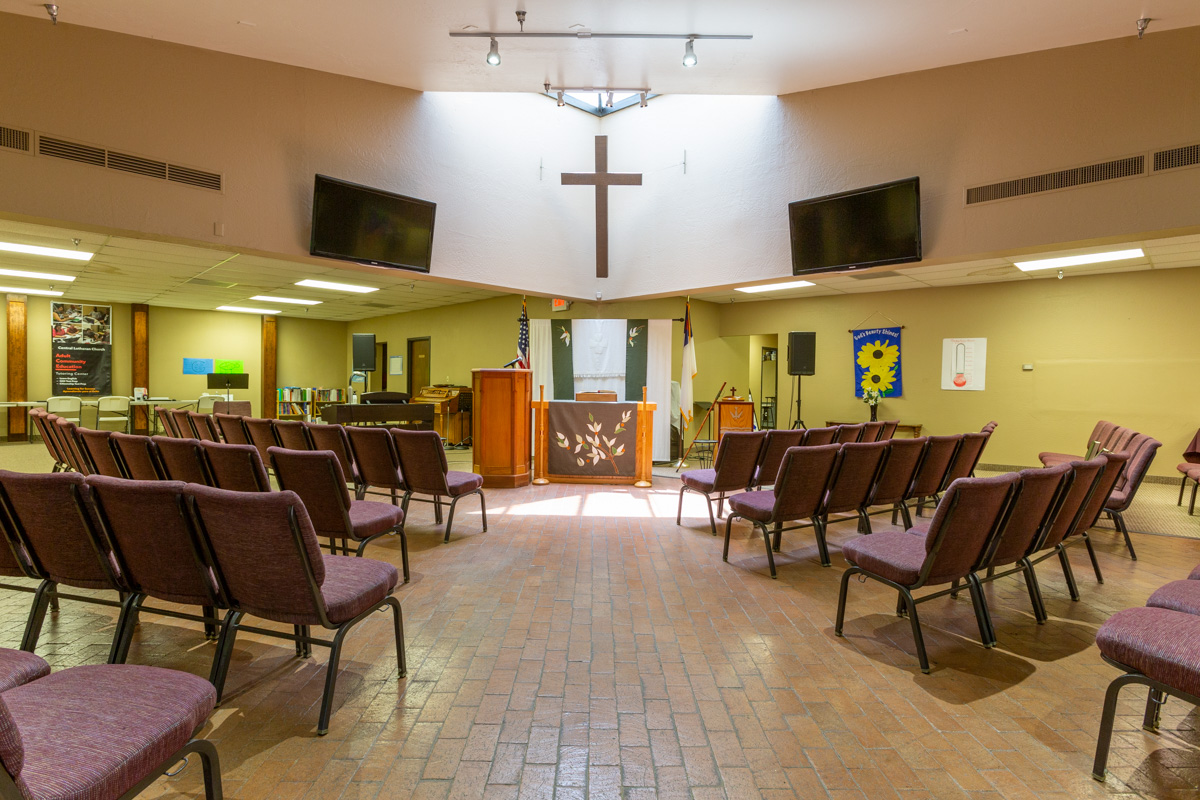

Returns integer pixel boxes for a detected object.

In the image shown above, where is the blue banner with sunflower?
[853,328,902,398]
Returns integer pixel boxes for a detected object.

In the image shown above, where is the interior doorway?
[370,342,388,392]
[408,337,431,395]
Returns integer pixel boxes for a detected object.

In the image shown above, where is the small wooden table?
[825,420,923,438]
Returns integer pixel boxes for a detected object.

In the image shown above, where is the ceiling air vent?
[168,164,222,191]
[107,151,167,180]
[39,136,106,167]
[0,126,31,153]
[965,155,1144,206]
[1153,143,1200,172]
[848,270,903,280]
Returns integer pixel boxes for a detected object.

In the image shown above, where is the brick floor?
[4,481,1199,799]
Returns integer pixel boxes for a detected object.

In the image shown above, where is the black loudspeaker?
[788,331,816,376]
[352,333,377,372]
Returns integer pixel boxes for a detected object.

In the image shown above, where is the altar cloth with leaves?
[548,401,639,477]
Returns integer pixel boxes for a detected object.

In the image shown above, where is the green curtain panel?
[624,319,648,402]
[551,319,574,400]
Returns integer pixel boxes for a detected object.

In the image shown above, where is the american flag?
[517,297,530,369]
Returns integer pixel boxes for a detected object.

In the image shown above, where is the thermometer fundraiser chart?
[941,338,987,391]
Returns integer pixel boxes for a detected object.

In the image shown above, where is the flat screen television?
[788,177,921,275]
[310,174,436,273]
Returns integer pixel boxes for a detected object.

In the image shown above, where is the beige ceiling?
[0,218,503,321]
[1,2,1196,96]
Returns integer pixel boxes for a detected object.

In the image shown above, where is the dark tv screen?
[788,177,921,275]
[310,174,435,273]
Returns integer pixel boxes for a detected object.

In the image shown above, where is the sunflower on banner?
[852,327,902,398]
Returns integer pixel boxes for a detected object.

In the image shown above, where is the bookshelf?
[275,387,346,420]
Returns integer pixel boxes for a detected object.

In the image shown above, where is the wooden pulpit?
[471,368,532,488]
[715,398,754,440]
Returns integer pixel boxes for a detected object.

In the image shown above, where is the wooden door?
[370,342,388,391]
[408,338,430,395]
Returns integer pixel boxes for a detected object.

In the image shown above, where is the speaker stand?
[790,375,806,430]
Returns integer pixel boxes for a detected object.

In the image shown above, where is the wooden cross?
[562,135,642,279]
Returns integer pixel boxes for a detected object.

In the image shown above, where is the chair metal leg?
[901,589,931,673]
[20,580,55,653]
[477,489,488,532]
[317,624,351,736]
[444,496,459,543]
[899,501,912,530]
[858,510,872,535]
[813,517,831,567]
[759,522,777,578]
[388,596,407,678]
[705,493,717,535]
[716,492,725,519]
[1143,688,1164,732]
[1022,559,1049,623]
[193,738,224,800]
[202,604,219,641]
[896,592,907,617]
[834,567,859,636]
[111,593,145,664]
[722,515,734,562]
[1057,546,1081,601]
[1112,511,1136,560]
[401,491,412,519]
[1080,533,1104,583]
[1190,481,1198,515]
[965,573,996,648]
[434,496,444,525]
[209,610,242,702]
[1093,674,1138,781]
[676,486,685,525]
[1180,476,1188,506]
[772,521,783,553]
[949,578,960,600]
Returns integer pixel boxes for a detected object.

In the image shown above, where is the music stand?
[207,372,249,401]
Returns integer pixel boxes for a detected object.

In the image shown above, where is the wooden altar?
[472,369,532,488]
[533,387,655,487]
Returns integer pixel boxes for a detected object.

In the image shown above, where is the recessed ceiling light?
[217,305,281,314]
[0,286,64,296]
[0,242,93,261]
[734,280,816,293]
[1013,248,1144,272]
[0,268,76,282]
[250,295,321,305]
[295,279,379,294]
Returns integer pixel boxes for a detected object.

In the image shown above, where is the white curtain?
[530,319,553,402]
[647,319,672,461]
[572,319,626,397]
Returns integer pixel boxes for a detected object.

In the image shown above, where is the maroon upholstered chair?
[1177,428,1200,510]
[391,429,487,543]
[749,429,804,489]
[214,412,250,445]
[1024,458,1105,601]
[169,408,194,439]
[242,417,279,468]
[834,423,865,444]
[201,440,270,492]
[273,419,312,451]
[836,473,1019,672]
[1039,420,1114,467]
[1070,451,1130,581]
[879,420,900,440]
[188,411,221,442]
[906,434,961,517]
[269,447,407,574]
[801,426,837,446]
[87,476,224,656]
[677,431,767,535]
[346,426,410,505]
[213,400,252,416]
[863,437,927,531]
[980,420,998,437]
[76,427,124,478]
[305,422,363,499]
[0,470,126,657]
[154,405,181,437]
[187,485,406,734]
[724,444,840,577]
[110,432,164,480]
[53,418,91,474]
[0,661,222,799]
[940,432,989,489]
[29,409,68,472]
[822,440,890,537]
[1103,437,1160,560]
[152,435,212,485]
[859,421,887,443]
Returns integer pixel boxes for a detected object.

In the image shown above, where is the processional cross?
[562,135,642,278]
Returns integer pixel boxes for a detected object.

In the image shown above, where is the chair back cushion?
[53,419,90,474]
[709,431,766,491]
[878,420,899,440]
[941,432,989,486]
[213,413,250,445]
[922,474,1018,585]
[346,427,406,490]
[834,424,864,444]
[859,421,886,443]
[77,429,123,478]
[151,436,210,485]
[200,441,269,492]
[110,433,162,480]
[1039,458,1104,550]
[980,421,998,436]
[751,429,804,487]
[983,464,1071,567]
[801,427,837,446]
[269,447,352,537]
[868,437,927,506]
[1107,437,1161,511]
[772,445,840,521]
[154,406,179,438]
[242,418,279,465]
[1106,428,1135,455]
[824,441,889,513]
[169,408,193,438]
[187,485,326,621]
[303,422,358,481]
[391,430,450,495]
[908,435,961,497]
[187,412,219,442]
[87,476,218,605]
[1076,451,1129,531]
[273,420,312,451]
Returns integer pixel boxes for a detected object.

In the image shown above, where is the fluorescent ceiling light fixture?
[217,305,281,314]
[1013,248,1144,272]
[0,286,64,297]
[0,241,93,261]
[295,279,379,294]
[734,280,816,293]
[250,295,321,306]
[0,268,76,282]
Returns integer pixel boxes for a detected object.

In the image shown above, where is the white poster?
[941,338,987,391]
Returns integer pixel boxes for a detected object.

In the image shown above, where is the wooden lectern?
[715,398,754,440]
[471,368,532,488]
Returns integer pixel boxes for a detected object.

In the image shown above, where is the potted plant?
[862,387,883,422]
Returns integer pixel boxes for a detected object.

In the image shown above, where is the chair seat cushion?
[1147,580,1200,616]
[1190,563,1200,581]
[348,500,404,539]
[1037,452,1077,467]
[1179,462,1197,475]
[446,471,483,497]
[1096,607,1200,697]
[1105,488,1129,509]
[681,469,717,493]
[0,649,49,694]
[320,556,399,625]
[841,531,927,586]
[3,664,215,800]
[727,491,775,523]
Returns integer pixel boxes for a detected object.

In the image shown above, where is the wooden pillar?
[131,304,149,434]
[6,295,27,441]
[261,315,277,419]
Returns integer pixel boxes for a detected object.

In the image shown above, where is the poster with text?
[51,302,112,397]
[852,327,902,398]
[941,338,987,391]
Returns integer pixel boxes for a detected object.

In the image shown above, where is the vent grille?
[966,155,1144,205]
[107,151,167,180]
[167,164,222,191]
[0,126,30,153]
[848,270,903,280]
[1154,143,1200,172]
[39,136,106,167]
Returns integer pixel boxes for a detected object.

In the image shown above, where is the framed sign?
[51,303,112,397]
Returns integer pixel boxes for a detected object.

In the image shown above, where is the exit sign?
[551,298,571,312]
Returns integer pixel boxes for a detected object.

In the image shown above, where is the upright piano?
[410,385,472,444]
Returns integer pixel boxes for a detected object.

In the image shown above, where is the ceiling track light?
[682,37,698,67]
[44,4,57,25]
[486,37,501,66]
[556,91,565,107]
[1136,17,1152,39]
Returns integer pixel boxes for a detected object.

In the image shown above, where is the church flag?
[852,327,903,398]
[517,298,530,369]
[551,319,574,400]
[624,319,648,402]
[680,302,697,429]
